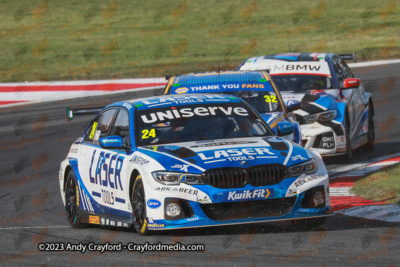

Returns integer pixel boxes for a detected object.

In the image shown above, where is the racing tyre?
[291,217,327,231]
[344,112,353,159]
[366,104,375,149]
[131,175,151,235]
[65,170,85,228]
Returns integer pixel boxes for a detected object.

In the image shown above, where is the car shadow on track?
[324,142,400,166]
[96,213,399,238]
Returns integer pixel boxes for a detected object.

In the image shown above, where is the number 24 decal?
[264,95,277,103]
[142,129,156,139]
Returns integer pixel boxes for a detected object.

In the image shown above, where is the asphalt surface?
[0,64,400,266]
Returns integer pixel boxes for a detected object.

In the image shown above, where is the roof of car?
[173,71,266,85]
[119,94,243,111]
[238,53,333,75]
[247,53,332,63]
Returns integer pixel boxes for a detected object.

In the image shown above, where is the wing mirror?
[286,100,302,112]
[343,78,360,89]
[277,122,294,136]
[99,136,124,149]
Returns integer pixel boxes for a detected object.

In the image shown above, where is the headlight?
[303,110,337,124]
[152,171,204,185]
[286,159,318,178]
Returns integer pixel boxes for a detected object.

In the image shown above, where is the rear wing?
[66,106,104,121]
[339,53,357,63]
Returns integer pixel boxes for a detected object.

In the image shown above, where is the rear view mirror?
[277,122,294,136]
[99,136,124,149]
[286,100,302,112]
[343,78,360,89]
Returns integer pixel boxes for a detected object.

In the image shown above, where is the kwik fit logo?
[226,188,272,201]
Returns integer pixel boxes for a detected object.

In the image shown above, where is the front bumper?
[300,122,346,156]
[145,173,330,230]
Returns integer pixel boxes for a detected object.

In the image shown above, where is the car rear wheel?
[65,170,85,228]
[131,175,150,235]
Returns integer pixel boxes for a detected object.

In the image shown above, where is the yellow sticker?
[141,219,147,233]
[76,186,79,207]
[89,122,98,139]
[142,129,156,139]
[89,216,100,224]
[264,95,278,103]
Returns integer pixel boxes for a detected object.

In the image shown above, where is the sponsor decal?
[106,219,110,225]
[123,103,133,109]
[141,219,147,233]
[266,64,323,73]
[197,195,212,203]
[147,223,165,228]
[178,174,186,182]
[147,199,161,209]
[191,140,256,148]
[291,155,307,161]
[101,218,105,225]
[117,221,122,227]
[175,87,189,94]
[141,106,249,124]
[89,151,124,191]
[187,217,199,222]
[225,188,272,201]
[89,215,100,224]
[131,154,149,165]
[199,147,274,161]
[110,220,116,226]
[155,187,199,195]
[122,223,129,227]
[76,186,79,207]
[171,164,189,172]
[141,95,227,106]
[294,174,325,188]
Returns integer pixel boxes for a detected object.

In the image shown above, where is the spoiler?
[66,106,104,121]
[339,53,357,63]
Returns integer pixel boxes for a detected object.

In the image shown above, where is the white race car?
[238,52,374,157]
[60,94,330,235]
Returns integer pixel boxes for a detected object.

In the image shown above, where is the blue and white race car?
[238,53,374,157]
[163,71,303,145]
[60,94,330,235]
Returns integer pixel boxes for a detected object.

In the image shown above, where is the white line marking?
[348,59,400,68]
[257,156,278,159]
[283,140,293,166]
[0,226,70,230]
[205,159,226,164]
[148,102,173,107]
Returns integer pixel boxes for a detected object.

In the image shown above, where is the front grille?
[200,196,297,221]
[202,165,287,188]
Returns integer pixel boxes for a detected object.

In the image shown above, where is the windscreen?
[136,103,272,146]
[271,75,334,92]
[221,91,280,113]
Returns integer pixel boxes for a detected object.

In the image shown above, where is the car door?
[331,57,361,140]
[337,57,366,138]
[78,108,132,216]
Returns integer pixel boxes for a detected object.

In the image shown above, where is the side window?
[85,116,100,142]
[84,109,117,143]
[332,58,344,88]
[111,109,131,146]
[98,109,118,139]
[337,58,351,79]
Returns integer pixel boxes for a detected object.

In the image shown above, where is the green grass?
[351,164,400,204]
[0,0,399,82]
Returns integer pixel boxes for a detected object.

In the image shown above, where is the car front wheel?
[65,170,85,228]
[131,175,150,235]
